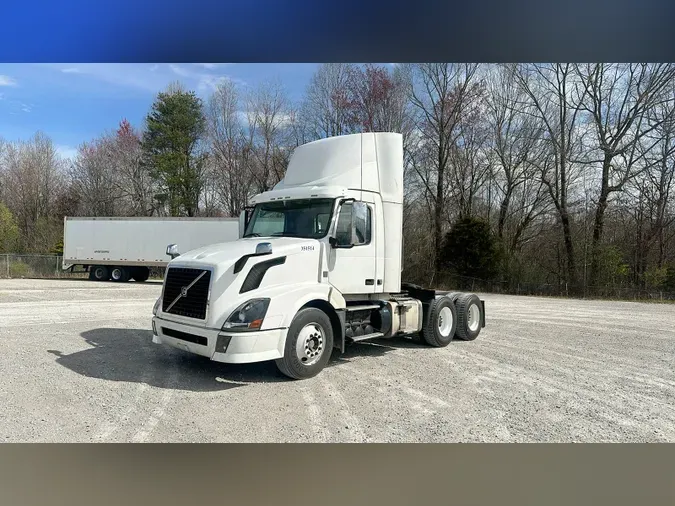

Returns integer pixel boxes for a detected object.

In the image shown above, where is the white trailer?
[63,217,240,282]
[151,133,486,379]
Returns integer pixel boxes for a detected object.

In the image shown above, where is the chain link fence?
[0,254,165,280]
[1,254,673,301]
[429,272,675,302]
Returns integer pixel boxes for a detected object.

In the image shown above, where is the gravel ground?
[1,278,674,442]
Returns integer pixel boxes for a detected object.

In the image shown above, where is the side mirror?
[166,244,180,259]
[255,242,273,255]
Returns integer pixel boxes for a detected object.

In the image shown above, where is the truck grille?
[162,267,211,320]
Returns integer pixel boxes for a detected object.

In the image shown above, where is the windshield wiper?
[243,232,262,238]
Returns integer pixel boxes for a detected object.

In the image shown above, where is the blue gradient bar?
[1,0,673,61]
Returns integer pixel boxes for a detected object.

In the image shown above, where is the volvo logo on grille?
[165,270,208,314]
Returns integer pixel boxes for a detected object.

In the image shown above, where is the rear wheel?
[110,266,130,282]
[131,267,150,282]
[455,293,483,341]
[421,296,457,347]
[276,308,334,380]
[446,291,462,302]
[89,265,110,281]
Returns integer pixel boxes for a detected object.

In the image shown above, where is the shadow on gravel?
[47,329,437,392]
[47,328,287,392]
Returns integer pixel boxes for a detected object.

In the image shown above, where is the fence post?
[5,254,9,278]
[55,255,59,277]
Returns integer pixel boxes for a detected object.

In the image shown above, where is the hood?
[168,236,320,270]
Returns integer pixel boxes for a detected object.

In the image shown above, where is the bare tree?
[574,63,675,287]
[404,63,481,279]
[70,136,123,216]
[109,119,154,216]
[486,64,549,248]
[513,63,585,291]
[346,64,411,133]
[1,132,65,251]
[301,63,357,139]
[448,82,492,220]
[246,79,291,192]
[206,80,251,216]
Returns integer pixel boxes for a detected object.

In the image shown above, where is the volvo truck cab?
[151,132,485,380]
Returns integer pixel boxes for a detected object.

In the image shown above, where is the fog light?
[215,334,232,354]
[152,320,157,335]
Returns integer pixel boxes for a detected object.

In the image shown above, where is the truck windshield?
[243,198,335,239]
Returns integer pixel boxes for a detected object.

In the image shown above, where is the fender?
[276,284,345,329]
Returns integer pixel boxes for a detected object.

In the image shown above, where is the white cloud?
[40,63,245,97]
[0,75,17,86]
[169,64,191,77]
[21,104,31,113]
[195,63,235,70]
[198,75,243,92]
[56,145,78,160]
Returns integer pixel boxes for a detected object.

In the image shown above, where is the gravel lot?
[1,278,674,442]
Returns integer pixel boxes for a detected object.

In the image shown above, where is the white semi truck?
[63,217,239,282]
[151,132,486,379]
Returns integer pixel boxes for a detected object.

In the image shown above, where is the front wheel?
[275,308,334,380]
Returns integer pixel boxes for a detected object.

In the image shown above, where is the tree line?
[1,63,674,297]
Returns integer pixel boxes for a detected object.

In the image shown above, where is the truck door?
[327,200,377,294]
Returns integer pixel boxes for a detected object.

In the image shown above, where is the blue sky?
[0,63,325,160]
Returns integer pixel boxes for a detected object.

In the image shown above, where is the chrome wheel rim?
[95,267,105,278]
[111,268,121,280]
[468,303,480,332]
[295,323,325,366]
[438,306,454,337]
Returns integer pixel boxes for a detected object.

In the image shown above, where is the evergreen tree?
[142,84,206,216]
[441,217,499,281]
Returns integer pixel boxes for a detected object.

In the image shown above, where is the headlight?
[222,298,270,331]
[153,298,161,315]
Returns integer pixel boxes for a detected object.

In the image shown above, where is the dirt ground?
[1,278,673,442]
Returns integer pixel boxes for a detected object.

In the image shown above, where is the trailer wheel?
[275,308,334,380]
[131,267,150,282]
[421,296,457,347]
[455,293,483,341]
[90,265,110,281]
[110,267,130,282]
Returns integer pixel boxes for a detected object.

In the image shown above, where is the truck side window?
[336,202,371,246]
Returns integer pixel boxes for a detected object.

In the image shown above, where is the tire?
[110,266,130,283]
[275,308,334,380]
[446,291,462,302]
[131,267,150,282]
[89,265,110,281]
[421,296,457,347]
[455,293,483,341]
